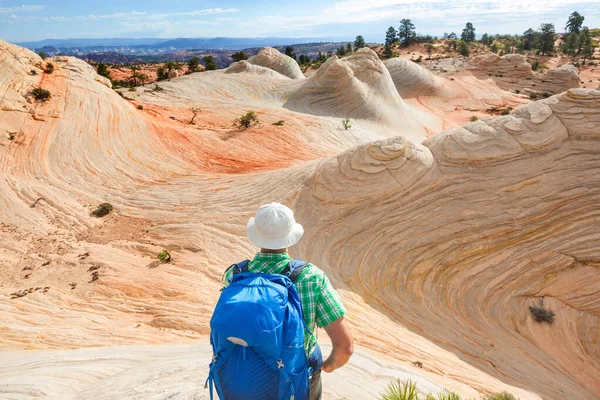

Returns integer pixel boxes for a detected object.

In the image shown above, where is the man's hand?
[321,316,353,373]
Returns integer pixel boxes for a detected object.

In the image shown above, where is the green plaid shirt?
[223,252,346,356]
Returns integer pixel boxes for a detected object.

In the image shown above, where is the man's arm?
[321,316,354,373]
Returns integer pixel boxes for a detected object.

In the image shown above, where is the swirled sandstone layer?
[225,60,289,79]
[247,46,305,79]
[294,89,600,400]
[1,39,599,400]
[383,58,447,98]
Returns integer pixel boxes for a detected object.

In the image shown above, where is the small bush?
[90,203,113,218]
[234,110,260,129]
[483,392,519,400]
[529,93,538,99]
[500,109,510,115]
[189,107,201,124]
[515,89,520,94]
[273,120,285,126]
[157,250,171,263]
[470,115,479,122]
[427,390,461,400]
[128,87,137,92]
[30,69,38,76]
[542,92,551,98]
[44,63,54,74]
[381,379,419,400]
[529,305,555,323]
[342,118,352,130]
[31,88,51,102]
[137,105,143,110]
[38,50,47,60]
[151,84,164,92]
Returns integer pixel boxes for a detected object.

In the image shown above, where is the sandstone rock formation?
[284,48,438,142]
[383,57,446,98]
[1,40,599,400]
[247,46,304,79]
[168,69,178,80]
[470,53,533,79]
[225,60,289,79]
[533,64,580,96]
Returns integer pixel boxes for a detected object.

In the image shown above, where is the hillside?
[1,40,599,399]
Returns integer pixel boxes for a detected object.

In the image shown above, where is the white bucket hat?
[246,203,304,250]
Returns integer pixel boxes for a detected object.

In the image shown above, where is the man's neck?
[260,248,287,253]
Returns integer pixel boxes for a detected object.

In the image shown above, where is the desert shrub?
[202,55,218,71]
[231,51,248,62]
[342,118,352,130]
[426,390,461,400]
[529,93,538,99]
[157,250,171,263]
[31,88,51,102]
[529,305,555,323]
[515,89,520,94]
[90,203,113,218]
[273,120,285,126]
[234,110,260,129]
[381,379,419,400]
[151,84,164,92]
[500,109,510,115]
[483,392,519,400]
[542,92,551,98]
[38,50,47,59]
[470,115,479,122]
[137,105,143,110]
[30,69,38,76]
[44,63,54,74]
[530,60,539,71]
[189,107,201,124]
[128,87,137,92]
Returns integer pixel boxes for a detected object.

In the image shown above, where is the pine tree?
[188,56,200,72]
[458,40,470,56]
[337,46,346,56]
[202,56,217,70]
[480,33,489,46]
[461,22,476,43]
[231,51,248,62]
[284,46,296,60]
[96,62,111,79]
[385,26,398,46]
[562,32,579,55]
[346,42,352,54]
[537,23,556,56]
[565,11,585,34]
[522,28,537,50]
[398,19,416,46]
[354,35,366,49]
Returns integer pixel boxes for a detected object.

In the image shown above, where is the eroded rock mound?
[295,88,600,400]
[225,60,289,79]
[247,47,304,79]
[383,58,445,98]
[470,53,533,79]
[534,64,580,96]
[284,48,436,142]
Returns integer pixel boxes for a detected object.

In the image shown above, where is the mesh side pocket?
[217,347,280,400]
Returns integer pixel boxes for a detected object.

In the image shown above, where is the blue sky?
[1,0,600,43]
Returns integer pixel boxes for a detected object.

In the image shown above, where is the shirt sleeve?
[315,273,346,328]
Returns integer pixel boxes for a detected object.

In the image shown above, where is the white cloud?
[0,5,45,14]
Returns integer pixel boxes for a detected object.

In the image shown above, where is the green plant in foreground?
[137,105,143,110]
[428,390,461,400]
[234,110,260,129]
[381,379,419,400]
[44,62,54,74]
[483,392,519,400]
[500,109,511,115]
[342,118,352,130]
[90,203,113,218]
[470,115,478,122]
[273,120,285,126]
[157,250,171,263]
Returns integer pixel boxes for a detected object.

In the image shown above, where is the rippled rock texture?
[1,40,599,400]
[247,46,305,79]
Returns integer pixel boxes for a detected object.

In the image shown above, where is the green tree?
[284,46,296,60]
[577,26,590,55]
[581,30,594,62]
[157,66,168,81]
[38,50,47,59]
[480,33,489,46]
[446,32,457,39]
[231,51,248,62]
[337,45,346,56]
[354,35,366,49]
[461,22,476,43]
[298,54,310,64]
[188,56,200,72]
[565,11,584,34]
[385,26,398,46]
[346,42,352,54]
[398,19,416,46]
[538,23,556,56]
[490,42,499,54]
[458,40,470,56]
[426,41,434,59]
[562,32,579,55]
[202,56,217,70]
[129,65,140,86]
[522,28,537,50]
[138,73,148,86]
[317,51,324,61]
[96,62,111,79]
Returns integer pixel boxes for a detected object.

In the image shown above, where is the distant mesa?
[246,46,304,80]
[384,57,446,98]
[225,60,289,79]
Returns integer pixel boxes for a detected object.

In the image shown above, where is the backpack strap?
[232,260,250,275]
[281,259,308,283]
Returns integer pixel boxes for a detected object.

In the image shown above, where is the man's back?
[224,251,346,357]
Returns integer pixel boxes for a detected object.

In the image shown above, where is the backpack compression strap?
[281,259,308,283]
[231,260,250,275]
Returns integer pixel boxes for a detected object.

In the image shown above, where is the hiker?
[208,202,353,400]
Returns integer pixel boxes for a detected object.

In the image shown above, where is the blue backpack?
[207,259,310,400]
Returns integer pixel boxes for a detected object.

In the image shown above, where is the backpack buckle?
[212,355,218,363]
[277,359,285,369]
